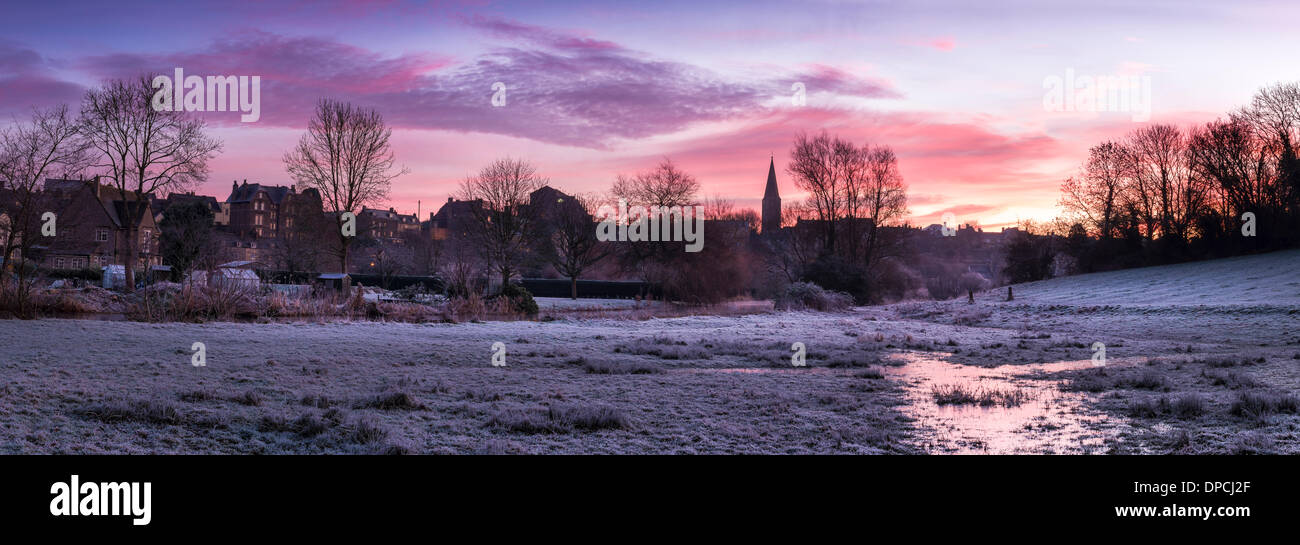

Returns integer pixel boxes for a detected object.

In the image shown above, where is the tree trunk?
[124,223,137,292]
[500,269,510,294]
[570,276,577,299]
[339,234,349,275]
[967,289,974,303]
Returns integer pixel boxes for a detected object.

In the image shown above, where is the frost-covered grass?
[0,312,914,454]
[3,251,1297,454]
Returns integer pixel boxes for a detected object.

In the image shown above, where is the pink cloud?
[930,37,956,51]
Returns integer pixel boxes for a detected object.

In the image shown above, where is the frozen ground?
[1,250,1296,454]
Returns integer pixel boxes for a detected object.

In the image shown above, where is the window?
[94,229,109,242]
[140,228,151,246]
[55,257,65,269]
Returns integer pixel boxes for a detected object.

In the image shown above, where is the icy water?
[885,353,1122,454]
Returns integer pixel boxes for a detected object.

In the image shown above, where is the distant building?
[224,180,320,239]
[36,178,160,271]
[424,197,482,241]
[152,191,226,225]
[761,157,781,234]
[358,207,420,243]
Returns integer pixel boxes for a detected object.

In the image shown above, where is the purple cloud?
[0,39,84,118]
[17,20,898,148]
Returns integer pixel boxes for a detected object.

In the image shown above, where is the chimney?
[290,184,295,193]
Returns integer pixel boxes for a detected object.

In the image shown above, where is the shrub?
[1230,391,1300,420]
[485,403,631,433]
[1202,369,1257,389]
[1128,397,1167,418]
[1064,370,1111,392]
[349,416,391,444]
[930,384,1030,407]
[854,368,884,379]
[232,390,264,406]
[442,292,485,322]
[773,282,854,312]
[801,255,868,303]
[76,399,184,426]
[1170,393,1206,418]
[360,391,426,410]
[491,283,538,316]
[547,403,630,431]
[1124,370,1170,391]
[300,394,333,408]
[582,360,662,374]
[177,389,220,402]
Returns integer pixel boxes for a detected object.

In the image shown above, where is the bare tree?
[608,159,701,285]
[547,194,608,299]
[704,194,759,231]
[459,157,546,291]
[440,235,482,297]
[786,131,839,251]
[612,158,700,209]
[80,76,221,291]
[1060,141,1128,240]
[1188,116,1279,229]
[859,144,909,272]
[1240,82,1300,215]
[0,105,91,314]
[81,76,220,291]
[284,99,405,274]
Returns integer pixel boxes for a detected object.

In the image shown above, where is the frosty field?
[2,251,1298,455]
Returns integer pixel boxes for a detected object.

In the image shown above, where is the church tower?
[761,157,781,234]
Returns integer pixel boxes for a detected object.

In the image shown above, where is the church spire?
[763,157,779,201]
[761,157,781,234]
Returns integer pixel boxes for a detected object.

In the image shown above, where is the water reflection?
[885,353,1125,454]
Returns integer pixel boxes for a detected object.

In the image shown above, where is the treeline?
[1057,81,1300,273]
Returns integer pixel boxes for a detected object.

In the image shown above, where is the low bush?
[773,282,854,312]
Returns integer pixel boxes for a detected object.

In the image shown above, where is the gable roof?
[226,182,293,204]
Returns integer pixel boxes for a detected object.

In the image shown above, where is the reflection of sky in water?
[884,353,1127,454]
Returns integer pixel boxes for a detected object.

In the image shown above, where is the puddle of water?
[673,367,845,375]
[884,353,1127,454]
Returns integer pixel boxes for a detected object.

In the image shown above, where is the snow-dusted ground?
[0,313,912,454]
[1003,249,1300,307]
[1,250,1296,454]
[534,297,650,311]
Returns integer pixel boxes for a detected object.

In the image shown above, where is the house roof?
[226,182,292,204]
[217,260,261,268]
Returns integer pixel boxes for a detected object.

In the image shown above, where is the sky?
[2,0,1298,229]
